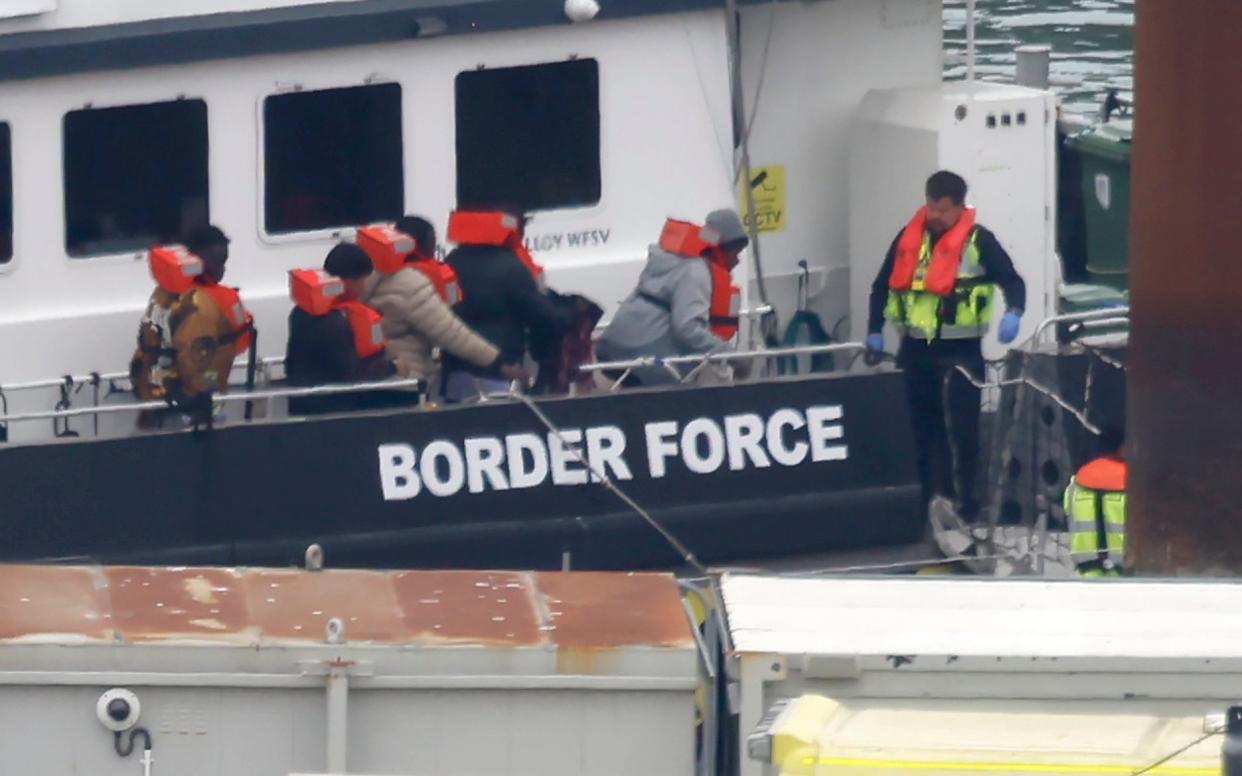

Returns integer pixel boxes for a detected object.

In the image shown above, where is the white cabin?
[0,0,1060,442]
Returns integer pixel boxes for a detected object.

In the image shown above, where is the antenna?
[966,0,977,87]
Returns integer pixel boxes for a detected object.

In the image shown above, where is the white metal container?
[0,565,698,776]
[721,574,1242,776]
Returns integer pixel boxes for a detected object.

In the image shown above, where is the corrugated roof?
[721,574,1242,658]
[0,565,693,649]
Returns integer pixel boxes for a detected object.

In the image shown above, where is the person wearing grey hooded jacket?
[596,209,748,385]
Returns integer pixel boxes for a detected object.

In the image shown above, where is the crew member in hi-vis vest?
[1065,443,1127,577]
[866,171,1026,520]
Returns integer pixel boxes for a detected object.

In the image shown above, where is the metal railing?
[1030,306,1129,345]
[953,365,1103,436]
[1,370,131,394]
[580,307,1128,391]
[0,340,865,430]
[580,340,863,374]
[0,308,1129,430]
[579,341,868,391]
[0,356,287,395]
[0,377,426,425]
[0,305,777,401]
[4,308,788,397]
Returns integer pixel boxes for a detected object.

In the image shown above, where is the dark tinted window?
[456,59,601,212]
[263,83,404,234]
[64,99,209,257]
[0,123,10,263]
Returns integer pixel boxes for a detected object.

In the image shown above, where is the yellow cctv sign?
[739,164,787,233]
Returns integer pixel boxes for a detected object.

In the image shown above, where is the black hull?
[2,372,923,570]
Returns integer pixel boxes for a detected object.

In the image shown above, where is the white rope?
[508,390,708,575]
[766,552,1016,576]
[1130,731,1219,776]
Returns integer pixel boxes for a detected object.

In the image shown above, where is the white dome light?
[564,0,600,23]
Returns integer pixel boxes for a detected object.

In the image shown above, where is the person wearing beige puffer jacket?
[362,216,524,391]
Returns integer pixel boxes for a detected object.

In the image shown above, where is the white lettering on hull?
[378,405,848,501]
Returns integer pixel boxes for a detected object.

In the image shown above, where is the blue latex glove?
[998,311,1022,345]
[865,333,885,352]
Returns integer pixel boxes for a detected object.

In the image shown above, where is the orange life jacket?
[889,206,977,296]
[197,280,254,355]
[289,268,385,359]
[1076,454,1126,492]
[658,218,742,341]
[149,245,203,295]
[706,263,742,340]
[447,210,545,285]
[357,223,465,304]
[289,268,345,315]
[149,245,253,353]
[336,301,386,359]
[407,252,464,305]
[356,224,414,274]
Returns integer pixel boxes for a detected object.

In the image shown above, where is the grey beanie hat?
[704,209,749,250]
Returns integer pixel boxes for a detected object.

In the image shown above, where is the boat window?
[63,99,209,258]
[0,122,10,264]
[263,83,404,235]
[455,59,601,212]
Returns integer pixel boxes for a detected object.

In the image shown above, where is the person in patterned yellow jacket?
[130,225,252,428]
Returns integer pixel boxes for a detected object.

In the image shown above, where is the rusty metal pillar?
[1128,0,1242,574]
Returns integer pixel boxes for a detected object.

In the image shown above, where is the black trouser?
[897,336,985,511]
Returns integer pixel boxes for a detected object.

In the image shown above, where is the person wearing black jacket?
[443,210,571,401]
[286,243,411,415]
[866,171,1027,520]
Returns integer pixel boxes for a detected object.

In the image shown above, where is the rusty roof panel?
[0,565,692,650]
[0,565,109,642]
[535,572,694,649]
[392,570,542,646]
[105,566,250,642]
[243,569,407,643]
